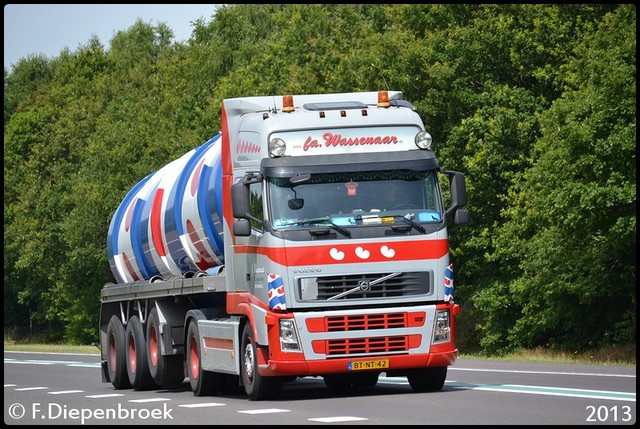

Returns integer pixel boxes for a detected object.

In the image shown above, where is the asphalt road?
[4,351,636,425]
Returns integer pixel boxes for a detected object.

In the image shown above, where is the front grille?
[307,312,426,356]
[314,271,430,300]
[327,336,408,355]
[326,312,407,331]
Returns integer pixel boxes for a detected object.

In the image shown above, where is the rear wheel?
[186,320,222,396]
[146,307,184,387]
[407,366,447,392]
[125,316,158,391]
[240,323,283,400]
[106,315,131,389]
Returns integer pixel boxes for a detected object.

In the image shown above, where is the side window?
[248,182,264,232]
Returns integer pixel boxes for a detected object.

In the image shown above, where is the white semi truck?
[100,90,469,400]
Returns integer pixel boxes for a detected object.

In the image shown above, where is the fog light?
[269,138,286,157]
[415,131,432,150]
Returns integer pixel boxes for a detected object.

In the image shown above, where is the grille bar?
[326,312,407,331]
[314,271,431,300]
[326,336,408,355]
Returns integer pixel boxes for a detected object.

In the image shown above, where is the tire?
[146,307,185,387]
[240,323,283,401]
[125,315,158,391]
[106,315,131,389]
[186,320,222,396]
[407,366,447,392]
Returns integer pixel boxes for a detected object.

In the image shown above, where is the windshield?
[268,170,443,230]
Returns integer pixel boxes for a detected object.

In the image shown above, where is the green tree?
[479,4,636,352]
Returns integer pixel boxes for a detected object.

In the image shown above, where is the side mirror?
[233,219,251,237]
[450,171,467,209]
[454,208,470,225]
[288,198,304,210]
[442,169,469,220]
[231,182,250,219]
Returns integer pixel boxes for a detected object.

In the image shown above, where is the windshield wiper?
[279,217,351,237]
[391,214,426,234]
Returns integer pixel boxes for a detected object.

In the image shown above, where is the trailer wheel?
[146,307,185,387]
[186,320,222,396]
[240,323,283,401]
[125,316,158,391]
[407,366,447,392]
[106,315,131,389]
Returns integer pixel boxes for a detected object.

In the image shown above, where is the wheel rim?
[128,334,137,374]
[109,334,116,372]
[243,341,254,382]
[149,326,158,367]
[189,335,199,380]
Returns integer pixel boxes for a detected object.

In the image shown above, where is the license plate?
[348,359,389,371]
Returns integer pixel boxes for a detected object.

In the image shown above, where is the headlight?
[279,319,301,351]
[432,310,450,343]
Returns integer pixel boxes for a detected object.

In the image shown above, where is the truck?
[99,90,469,400]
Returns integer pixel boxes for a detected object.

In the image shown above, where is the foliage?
[3,5,635,352]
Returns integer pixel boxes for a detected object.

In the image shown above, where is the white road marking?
[309,416,369,422]
[128,398,171,403]
[178,402,226,408]
[238,408,291,414]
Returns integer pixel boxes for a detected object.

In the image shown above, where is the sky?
[4,4,220,70]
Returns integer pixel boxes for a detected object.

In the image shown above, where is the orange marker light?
[282,95,294,112]
[377,91,390,107]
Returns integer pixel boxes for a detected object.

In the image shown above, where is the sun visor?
[260,151,439,178]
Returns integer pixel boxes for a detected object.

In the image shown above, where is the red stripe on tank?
[190,158,205,197]
[150,188,166,257]
[122,252,140,281]
[124,198,137,233]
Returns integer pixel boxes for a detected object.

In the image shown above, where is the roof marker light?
[282,95,294,112]
[377,91,390,107]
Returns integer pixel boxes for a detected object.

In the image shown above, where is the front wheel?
[407,366,447,392]
[186,320,222,396]
[240,323,282,400]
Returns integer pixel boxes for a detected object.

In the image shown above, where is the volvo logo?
[358,281,371,292]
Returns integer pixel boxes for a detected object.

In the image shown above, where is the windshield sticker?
[345,180,358,196]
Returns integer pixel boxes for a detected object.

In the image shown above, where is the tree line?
[4,4,635,355]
